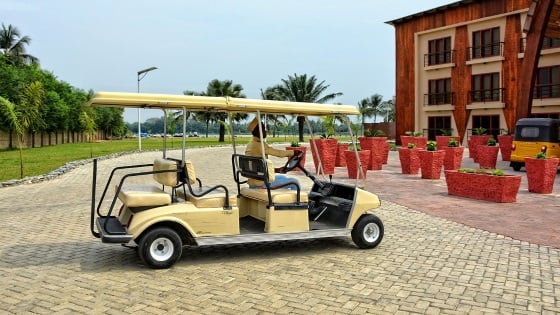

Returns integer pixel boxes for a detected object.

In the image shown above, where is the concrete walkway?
[0,146,558,314]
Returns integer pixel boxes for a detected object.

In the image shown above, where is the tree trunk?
[219,124,225,142]
[297,116,305,142]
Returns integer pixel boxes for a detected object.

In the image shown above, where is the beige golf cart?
[90,92,383,268]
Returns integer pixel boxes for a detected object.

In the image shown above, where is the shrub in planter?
[477,138,499,169]
[497,132,514,161]
[398,144,421,175]
[335,143,349,167]
[286,141,306,172]
[309,137,338,175]
[420,141,446,179]
[469,127,492,162]
[359,129,388,170]
[445,168,522,202]
[525,153,559,194]
[344,148,370,179]
[443,139,464,170]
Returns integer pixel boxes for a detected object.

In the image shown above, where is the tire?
[351,214,384,249]
[138,227,183,269]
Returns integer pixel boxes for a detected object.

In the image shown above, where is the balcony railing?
[467,42,504,60]
[519,37,560,53]
[533,84,560,99]
[424,50,455,67]
[468,88,504,103]
[423,92,455,105]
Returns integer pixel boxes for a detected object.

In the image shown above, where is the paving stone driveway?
[0,147,558,314]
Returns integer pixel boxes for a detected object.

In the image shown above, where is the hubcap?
[363,222,380,243]
[149,237,174,262]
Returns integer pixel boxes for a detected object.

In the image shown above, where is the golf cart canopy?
[89,92,359,116]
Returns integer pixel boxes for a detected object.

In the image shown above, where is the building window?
[470,73,502,103]
[542,37,560,49]
[426,37,453,66]
[426,78,453,105]
[471,27,501,59]
[427,116,451,140]
[472,115,500,138]
[534,66,560,99]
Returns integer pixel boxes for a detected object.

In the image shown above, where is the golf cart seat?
[117,158,179,207]
[176,160,234,208]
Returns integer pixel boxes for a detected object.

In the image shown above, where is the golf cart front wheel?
[351,214,384,249]
[138,227,183,269]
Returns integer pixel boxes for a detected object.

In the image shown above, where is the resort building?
[387,0,560,144]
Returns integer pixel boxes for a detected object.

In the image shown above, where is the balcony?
[424,92,455,105]
[466,42,504,65]
[467,88,505,109]
[533,84,560,99]
[519,37,560,53]
[424,50,455,67]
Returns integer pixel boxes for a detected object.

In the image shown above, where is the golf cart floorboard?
[195,216,349,246]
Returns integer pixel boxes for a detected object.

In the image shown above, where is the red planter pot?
[497,135,513,161]
[445,170,522,203]
[398,147,421,175]
[383,142,390,164]
[469,135,492,162]
[335,143,349,167]
[443,146,464,170]
[477,145,499,169]
[359,136,388,170]
[436,136,460,150]
[400,135,427,149]
[525,157,559,194]
[309,138,338,175]
[285,146,307,172]
[344,150,370,179]
[419,150,446,179]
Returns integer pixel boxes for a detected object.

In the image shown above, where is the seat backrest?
[153,158,179,186]
[184,160,198,185]
[236,155,275,184]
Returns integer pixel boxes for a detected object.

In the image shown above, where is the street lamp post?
[136,66,158,150]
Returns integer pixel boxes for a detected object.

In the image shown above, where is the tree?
[274,73,342,141]
[0,23,39,65]
[185,79,246,142]
[357,94,384,135]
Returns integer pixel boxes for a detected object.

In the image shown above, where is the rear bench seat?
[177,160,236,208]
[117,158,178,208]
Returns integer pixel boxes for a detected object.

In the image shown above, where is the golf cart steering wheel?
[283,151,303,172]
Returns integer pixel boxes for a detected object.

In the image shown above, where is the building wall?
[389,0,560,144]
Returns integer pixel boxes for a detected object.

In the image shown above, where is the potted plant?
[524,152,559,194]
[285,140,306,172]
[477,137,499,169]
[435,128,460,150]
[398,142,421,175]
[400,131,427,149]
[497,129,514,161]
[419,140,446,179]
[309,116,338,174]
[359,129,388,170]
[335,142,349,167]
[443,137,464,170]
[344,144,370,179]
[444,168,522,202]
[469,127,492,162]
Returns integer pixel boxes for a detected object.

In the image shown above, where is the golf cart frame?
[90,92,383,268]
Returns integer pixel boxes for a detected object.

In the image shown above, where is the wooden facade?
[387,0,560,144]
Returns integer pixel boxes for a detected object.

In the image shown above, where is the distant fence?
[363,122,396,140]
[0,130,105,149]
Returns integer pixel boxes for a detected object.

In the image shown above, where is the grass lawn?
[0,135,312,182]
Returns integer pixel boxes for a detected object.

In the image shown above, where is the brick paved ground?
[0,146,558,314]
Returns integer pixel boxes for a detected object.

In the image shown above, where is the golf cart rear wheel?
[351,214,384,249]
[138,227,182,269]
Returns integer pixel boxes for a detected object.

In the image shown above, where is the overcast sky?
[2,0,454,122]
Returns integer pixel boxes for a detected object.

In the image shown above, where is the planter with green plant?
[524,152,559,194]
[344,145,370,179]
[443,137,464,170]
[398,143,421,175]
[285,140,307,172]
[400,131,427,149]
[477,137,499,169]
[419,140,446,179]
[435,128,460,150]
[335,143,349,167]
[497,130,514,161]
[444,168,521,202]
[309,116,338,174]
[469,127,493,162]
[359,129,388,170]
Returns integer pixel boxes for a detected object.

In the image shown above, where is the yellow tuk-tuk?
[510,118,560,171]
[89,92,384,268]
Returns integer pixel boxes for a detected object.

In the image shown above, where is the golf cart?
[90,92,383,268]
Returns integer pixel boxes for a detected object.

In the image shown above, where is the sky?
[1,0,455,123]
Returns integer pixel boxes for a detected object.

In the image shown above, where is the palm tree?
[0,23,39,65]
[185,79,246,141]
[357,94,384,134]
[275,73,342,141]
